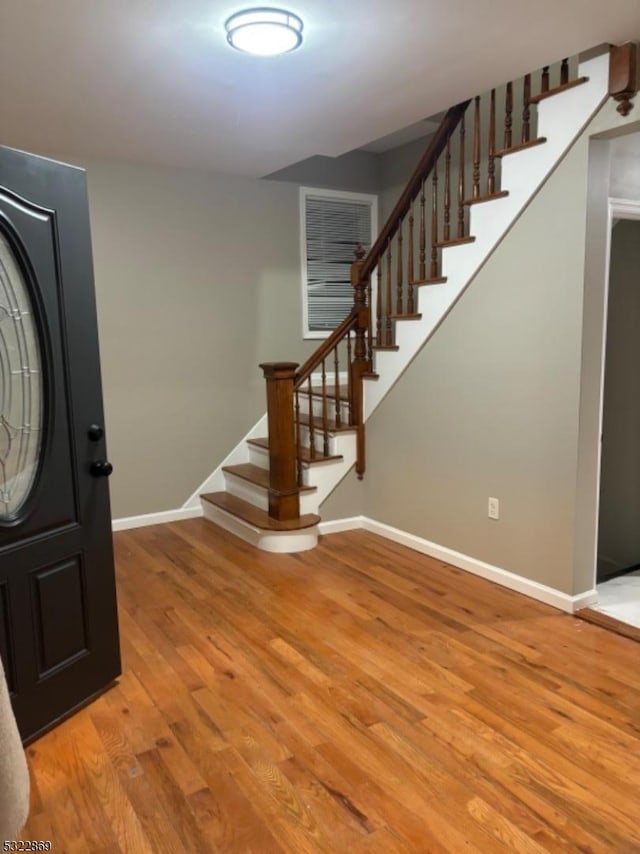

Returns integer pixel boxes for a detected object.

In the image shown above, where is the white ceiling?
[1,1,639,178]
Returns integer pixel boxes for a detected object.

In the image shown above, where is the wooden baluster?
[504,81,513,150]
[350,251,369,477]
[444,137,451,242]
[376,265,382,345]
[333,346,341,427]
[259,362,300,521]
[541,66,549,93]
[295,389,302,487]
[366,264,373,371]
[407,209,415,314]
[385,241,393,345]
[430,158,439,276]
[321,357,329,456]
[396,226,403,315]
[561,58,569,85]
[472,95,481,199]
[307,376,316,459]
[419,182,426,280]
[522,75,531,144]
[458,112,466,238]
[488,89,496,194]
[347,331,353,425]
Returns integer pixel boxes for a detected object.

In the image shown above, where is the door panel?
[0,146,120,742]
[32,556,88,676]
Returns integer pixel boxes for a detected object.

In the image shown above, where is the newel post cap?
[259,361,299,380]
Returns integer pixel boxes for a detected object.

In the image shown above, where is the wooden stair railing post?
[609,42,639,117]
[351,246,369,479]
[259,361,301,521]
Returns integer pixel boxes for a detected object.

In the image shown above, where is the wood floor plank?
[18,518,640,852]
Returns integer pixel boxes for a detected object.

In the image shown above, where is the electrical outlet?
[488,497,500,520]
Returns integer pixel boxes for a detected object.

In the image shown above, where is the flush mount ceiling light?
[225,8,303,56]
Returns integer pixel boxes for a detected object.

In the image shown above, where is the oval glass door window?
[0,230,43,520]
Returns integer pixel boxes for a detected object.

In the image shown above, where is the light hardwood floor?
[19,519,640,852]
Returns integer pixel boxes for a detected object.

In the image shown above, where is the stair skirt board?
[364,52,608,418]
[317,516,599,615]
[179,51,608,552]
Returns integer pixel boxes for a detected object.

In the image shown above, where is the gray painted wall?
[265,150,381,194]
[83,159,318,518]
[609,134,640,198]
[597,220,640,578]
[326,102,640,596]
[77,130,429,520]
[363,135,589,595]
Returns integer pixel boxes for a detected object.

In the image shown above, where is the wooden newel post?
[259,362,300,521]
[350,245,369,480]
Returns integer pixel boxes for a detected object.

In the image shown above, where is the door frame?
[589,196,640,595]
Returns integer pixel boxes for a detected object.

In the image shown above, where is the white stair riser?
[223,472,318,515]
[300,395,351,424]
[298,426,340,456]
[224,474,269,511]
[248,444,270,470]
[248,428,355,472]
[202,502,319,553]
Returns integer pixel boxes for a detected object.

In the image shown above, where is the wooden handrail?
[295,308,359,388]
[359,100,470,282]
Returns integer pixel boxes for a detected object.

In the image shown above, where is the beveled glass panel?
[0,231,43,519]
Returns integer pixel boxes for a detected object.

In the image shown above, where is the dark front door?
[0,146,120,743]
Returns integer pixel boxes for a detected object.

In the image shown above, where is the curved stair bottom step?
[201,493,320,553]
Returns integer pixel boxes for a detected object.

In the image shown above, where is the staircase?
[193,50,611,553]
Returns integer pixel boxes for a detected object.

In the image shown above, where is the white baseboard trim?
[112,506,203,532]
[112,508,598,613]
[322,514,595,614]
[318,516,365,535]
[571,589,600,611]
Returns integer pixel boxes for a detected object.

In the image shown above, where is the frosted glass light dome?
[225,8,303,56]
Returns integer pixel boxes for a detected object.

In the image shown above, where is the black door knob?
[90,460,113,477]
[88,424,104,441]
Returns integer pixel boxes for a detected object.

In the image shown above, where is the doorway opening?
[594,198,640,629]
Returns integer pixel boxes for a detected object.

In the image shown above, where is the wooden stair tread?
[389,313,422,320]
[247,437,343,465]
[434,236,476,248]
[223,463,316,493]
[495,137,547,158]
[297,412,357,433]
[412,276,447,286]
[372,344,400,351]
[528,77,588,104]
[463,190,509,206]
[202,492,320,531]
